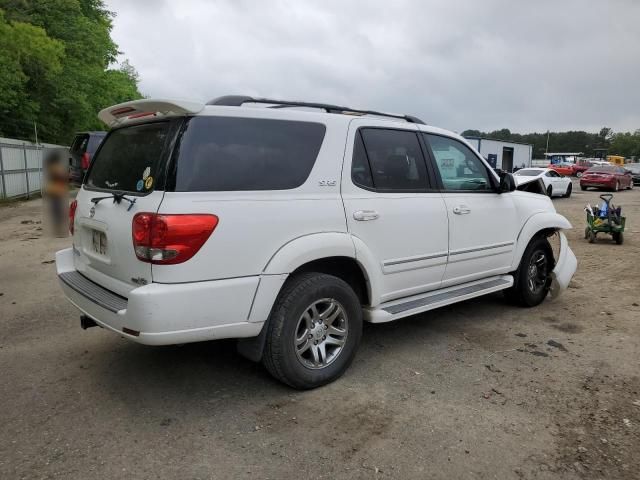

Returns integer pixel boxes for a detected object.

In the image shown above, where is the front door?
[342,121,449,303]
[423,134,518,287]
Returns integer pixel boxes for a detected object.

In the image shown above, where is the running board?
[364,275,513,323]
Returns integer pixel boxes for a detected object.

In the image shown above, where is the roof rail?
[206,95,426,124]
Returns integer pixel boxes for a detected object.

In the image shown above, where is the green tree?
[0,0,142,143]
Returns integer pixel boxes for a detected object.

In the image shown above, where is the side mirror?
[498,171,517,193]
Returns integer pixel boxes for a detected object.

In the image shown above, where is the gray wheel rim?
[527,250,549,294]
[294,298,348,370]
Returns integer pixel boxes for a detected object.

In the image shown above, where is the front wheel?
[504,235,554,307]
[262,273,362,389]
[581,185,587,191]
[564,183,572,198]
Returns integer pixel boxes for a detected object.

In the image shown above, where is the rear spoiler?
[98,99,205,127]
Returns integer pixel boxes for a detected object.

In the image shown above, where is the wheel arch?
[511,212,572,270]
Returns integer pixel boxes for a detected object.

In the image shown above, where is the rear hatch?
[72,120,180,297]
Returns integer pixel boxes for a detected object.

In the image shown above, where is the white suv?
[56,96,577,389]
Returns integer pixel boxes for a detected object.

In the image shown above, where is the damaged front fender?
[549,231,578,298]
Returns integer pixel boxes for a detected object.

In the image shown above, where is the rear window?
[514,169,540,176]
[172,116,326,191]
[588,166,616,173]
[85,122,173,193]
[70,135,89,154]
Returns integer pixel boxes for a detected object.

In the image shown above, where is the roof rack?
[206,95,425,125]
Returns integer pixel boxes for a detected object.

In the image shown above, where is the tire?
[576,172,583,178]
[580,185,587,191]
[262,273,362,389]
[547,185,553,197]
[588,230,597,243]
[613,232,624,245]
[613,181,620,192]
[628,182,633,190]
[564,183,572,198]
[584,227,590,239]
[504,235,554,307]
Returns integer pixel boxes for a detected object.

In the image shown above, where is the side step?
[364,275,513,323]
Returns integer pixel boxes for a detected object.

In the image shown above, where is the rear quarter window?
[172,116,326,191]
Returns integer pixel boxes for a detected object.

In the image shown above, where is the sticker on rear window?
[136,179,144,191]
[144,176,153,190]
[142,167,151,180]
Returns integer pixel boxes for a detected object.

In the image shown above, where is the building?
[464,136,533,171]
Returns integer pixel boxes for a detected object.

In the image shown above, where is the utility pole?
[545,130,550,155]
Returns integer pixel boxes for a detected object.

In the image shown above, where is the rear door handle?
[353,210,379,221]
[453,205,471,215]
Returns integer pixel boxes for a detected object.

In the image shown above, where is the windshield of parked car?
[85,121,174,194]
[514,169,540,176]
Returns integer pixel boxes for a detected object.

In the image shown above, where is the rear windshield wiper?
[91,192,137,211]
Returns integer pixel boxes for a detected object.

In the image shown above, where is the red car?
[548,163,574,176]
[580,165,634,191]
[571,161,595,177]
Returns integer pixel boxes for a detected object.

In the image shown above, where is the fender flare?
[511,211,572,270]
[262,232,357,274]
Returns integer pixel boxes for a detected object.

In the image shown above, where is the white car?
[514,168,573,198]
[56,96,577,389]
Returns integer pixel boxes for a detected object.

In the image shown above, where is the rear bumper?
[580,179,615,188]
[55,248,265,345]
[549,232,577,298]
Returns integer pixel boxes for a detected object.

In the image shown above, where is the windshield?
[85,121,174,194]
[514,169,540,176]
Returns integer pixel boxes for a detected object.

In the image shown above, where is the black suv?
[69,131,106,185]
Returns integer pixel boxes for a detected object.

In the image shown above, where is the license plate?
[92,230,107,256]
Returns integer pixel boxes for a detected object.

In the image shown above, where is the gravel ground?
[1,181,639,479]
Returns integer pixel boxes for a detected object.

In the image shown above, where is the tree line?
[0,0,142,145]
[461,127,640,160]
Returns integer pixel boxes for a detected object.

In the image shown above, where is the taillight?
[81,152,90,170]
[69,200,78,235]
[132,213,218,265]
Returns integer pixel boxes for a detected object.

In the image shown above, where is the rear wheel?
[613,232,624,245]
[581,185,587,191]
[584,227,590,239]
[628,181,633,190]
[613,181,620,192]
[504,235,554,307]
[262,273,362,389]
[588,230,597,243]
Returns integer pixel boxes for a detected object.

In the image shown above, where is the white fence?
[0,138,68,200]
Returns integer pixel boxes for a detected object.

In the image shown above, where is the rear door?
[73,120,180,297]
[341,121,449,303]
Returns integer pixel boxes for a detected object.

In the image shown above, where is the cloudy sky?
[104,0,640,133]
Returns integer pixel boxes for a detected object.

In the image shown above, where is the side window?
[351,131,374,188]
[358,128,428,191]
[424,134,492,191]
[546,171,558,177]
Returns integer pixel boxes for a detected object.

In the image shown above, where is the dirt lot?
[1,182,639,479]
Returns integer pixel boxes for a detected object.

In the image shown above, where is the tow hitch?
[80,315,99,330]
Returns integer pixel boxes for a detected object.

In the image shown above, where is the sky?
[104,0,640,134]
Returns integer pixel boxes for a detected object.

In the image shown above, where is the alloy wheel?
[294,298,348,369]
[527,250,548,294]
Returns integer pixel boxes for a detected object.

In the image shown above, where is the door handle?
[353,210,379,221]
[453,205,471,215]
